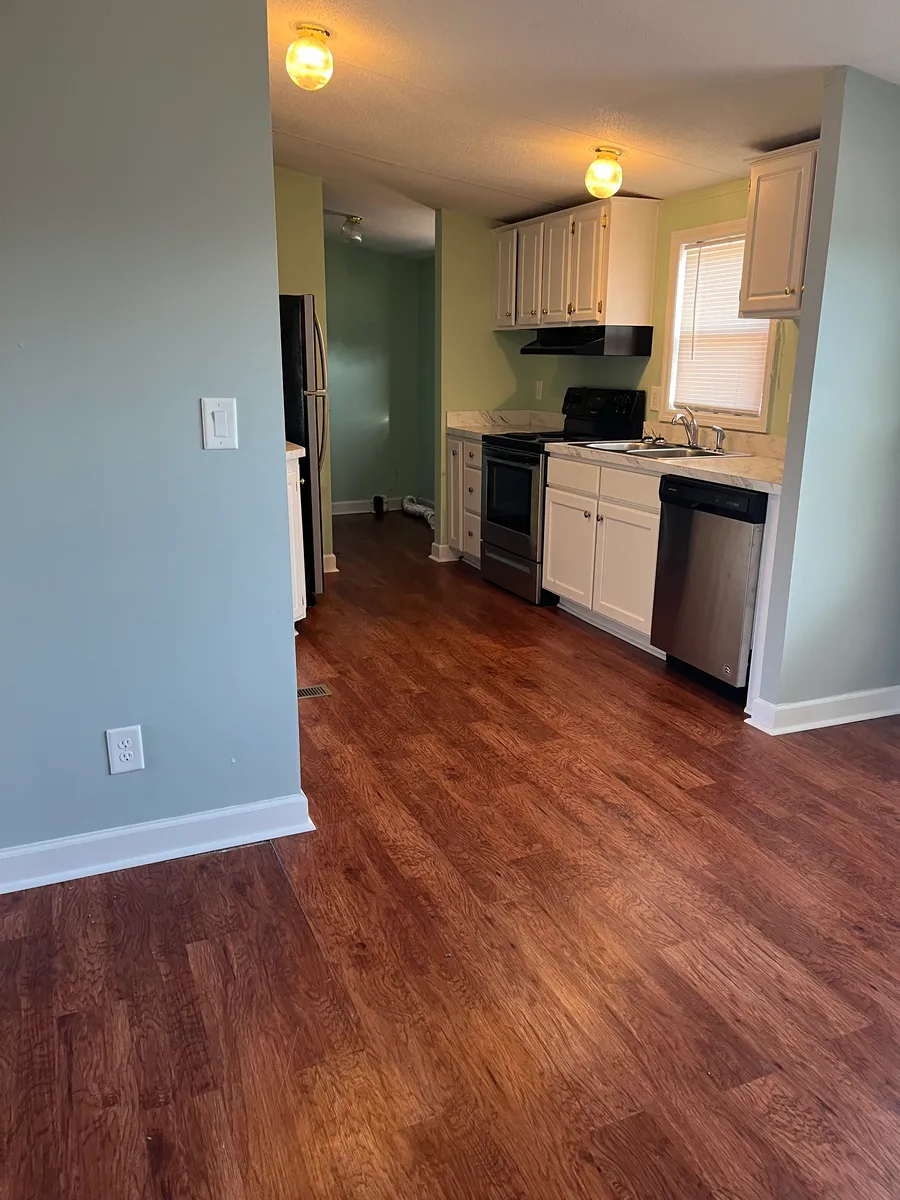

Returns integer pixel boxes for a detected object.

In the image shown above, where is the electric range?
[480,387,645,604]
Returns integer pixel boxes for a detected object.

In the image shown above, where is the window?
[661,221,774,431]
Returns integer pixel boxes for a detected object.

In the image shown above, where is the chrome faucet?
[672,406,698,447]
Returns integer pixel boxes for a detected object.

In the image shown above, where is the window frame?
[659,220,775,434]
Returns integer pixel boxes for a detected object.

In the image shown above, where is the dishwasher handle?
[658,475,768,524]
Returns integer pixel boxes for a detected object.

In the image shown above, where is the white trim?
[0,792,314,895]
[323,553,339,573]
[659,219,775,434]
[744,494,780,717]
[557,599,666,659]
[429,542,462,563]
[332,497,404,516]
[746,686,900,736]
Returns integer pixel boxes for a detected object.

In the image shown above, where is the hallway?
[3,512,900,1198]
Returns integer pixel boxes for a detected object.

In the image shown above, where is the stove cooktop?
[482,430,592,449]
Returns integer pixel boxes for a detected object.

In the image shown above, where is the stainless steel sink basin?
[626,447,747,458]
[581,440,747,459]
[583,440,653,452]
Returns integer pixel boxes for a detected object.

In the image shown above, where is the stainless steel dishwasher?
[651,475,768,687]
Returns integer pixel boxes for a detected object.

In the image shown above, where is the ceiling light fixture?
[285,23,334,91]
[341,215,363,244]
[585,147,623,199]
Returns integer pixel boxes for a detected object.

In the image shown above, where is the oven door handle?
[483,446,543,467]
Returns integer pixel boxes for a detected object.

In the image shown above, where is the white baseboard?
[0,791,315,895]
[746,685,900,736]
[323,553,339,573]
[332,497,403,516]
[429,542,462,563]
[557,599,666,659]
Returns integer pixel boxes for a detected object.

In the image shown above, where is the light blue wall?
[0,0,301,845]
[325,240,435,504]
[761,67,900,704]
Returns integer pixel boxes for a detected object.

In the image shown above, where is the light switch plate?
[201,397,238,449]
[106,725,145,775]
[650,385,661,409]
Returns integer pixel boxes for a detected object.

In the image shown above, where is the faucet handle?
[710,425,726,452]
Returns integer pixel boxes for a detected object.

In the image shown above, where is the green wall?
[639,179,797,437]
[325,240,434,505]
[273,167,333,555]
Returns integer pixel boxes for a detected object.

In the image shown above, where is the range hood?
[520,326,653,357]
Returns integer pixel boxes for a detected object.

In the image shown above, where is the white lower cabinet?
[447,437,463,551]
[286,457,307,623]
[542,487,598,605]
[592,501,660,634]
[543,465,661,645]
[446,434,482,563]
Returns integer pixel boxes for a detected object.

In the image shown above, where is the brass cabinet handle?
[468,451,474,459]
[567,303,574,315]
[506,310,511,317]
[542,308,548,314]
[451,449,457,457]
[531,309,537,315]
[467,486,474,494]
[597,513,603,521]
[785,287,796,295]
[467,530,473,537]
[598,300,603,313]
[583,510,591,518]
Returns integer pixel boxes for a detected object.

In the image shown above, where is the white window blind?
[669,235,771,417]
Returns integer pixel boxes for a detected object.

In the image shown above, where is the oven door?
[481,445,545,560]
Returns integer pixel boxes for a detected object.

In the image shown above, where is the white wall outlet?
[201,397,238,449]
[650,385,661,409]
[534,380,543,401]
[106,725,145,775]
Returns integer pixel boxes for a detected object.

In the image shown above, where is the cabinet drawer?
[547,457,601,496]
[464,466,482,514]
[463,512,481,557]
[462,440,483,469]
[600,467,660,511]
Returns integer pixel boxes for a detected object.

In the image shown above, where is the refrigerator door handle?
[313,313,329,469]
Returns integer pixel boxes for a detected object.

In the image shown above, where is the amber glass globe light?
[585,148,623,199]
[286,24,334,91]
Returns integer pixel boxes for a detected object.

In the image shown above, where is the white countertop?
[547,442,782,494]
[286,441,307,460]
[447,425,534,440]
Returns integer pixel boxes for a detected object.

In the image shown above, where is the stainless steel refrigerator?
[280,294,327,601]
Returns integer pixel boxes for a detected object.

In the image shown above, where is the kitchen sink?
[583,440,656,452]
[583,440,745,459]
[626,446,747,458]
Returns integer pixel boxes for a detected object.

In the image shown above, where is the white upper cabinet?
[570,206,605,322]
[540,214,572,325]
[516,221,543,325]
[740,142,817,319]
[494,197,660,331]
[492,228,517,329]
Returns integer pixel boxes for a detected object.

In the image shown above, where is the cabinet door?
[570,205,606,323]
[516,222,543,325]
[542,487,598,604]
[540,213,572,325]
[286,460,306,622]
[447,437,463,550]
[592,501,660,633]
[493,228,517,328]
[740,146,816,318]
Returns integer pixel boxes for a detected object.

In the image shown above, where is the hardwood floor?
[4,511,900,1198]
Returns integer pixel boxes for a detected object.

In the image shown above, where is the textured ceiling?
[267,0,900,248]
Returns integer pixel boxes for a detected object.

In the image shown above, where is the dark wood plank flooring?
[3,511,900,1198]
